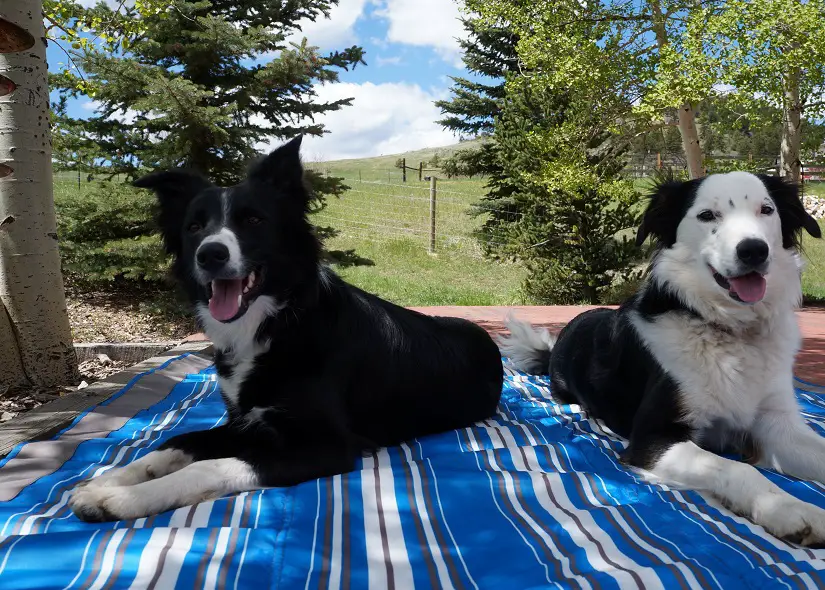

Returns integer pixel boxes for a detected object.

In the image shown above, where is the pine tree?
[435,17,517,180]
[49,0,364,283]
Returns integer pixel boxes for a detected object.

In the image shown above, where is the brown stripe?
[217,527,239,590]
[413,459,465,589]
[317,477,334,590]
[468,425,577,588]
[195,500,234,588]
[21,374,217,535]
[79,529,116,589]
[373,454,396,590]
[396,447,440,589]
[146,529,178,590]
[101,527,137,590]
[0,352,212,502]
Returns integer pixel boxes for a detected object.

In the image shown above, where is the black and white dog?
[69,137,503,522]
[500,172,825,546]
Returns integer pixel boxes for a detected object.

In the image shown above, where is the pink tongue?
[728,273,767,303]
[208,279,244,321]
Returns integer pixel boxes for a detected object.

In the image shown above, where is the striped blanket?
[1,351,825,589]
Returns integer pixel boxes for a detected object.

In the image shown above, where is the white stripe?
[328,475,344,590]
[421,440,480,590]
[127,528,173,589]
[400,443,455,590]
[88,529,129,590]
[230,493,247,528]
[496,425,664,589]
[2,368,212,539]
[13,379,213,538]
[374,448,415,588]
[303,480,322,590]
[360,454,388,590]
[147,529,197,589]
[234,529,253,590]
[461,428,555,587]
[62,529,101,590]
[204,528,233,590]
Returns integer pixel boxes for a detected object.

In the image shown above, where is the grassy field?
[53,145,825,307]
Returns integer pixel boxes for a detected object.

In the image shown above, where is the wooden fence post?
[402,158,406,183]
[657,152,662,169]
[429,176,437,254]
[419,161,423,182]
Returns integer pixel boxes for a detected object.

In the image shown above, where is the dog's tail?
[497,315,556,375]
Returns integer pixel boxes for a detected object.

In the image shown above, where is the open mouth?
[205,269,264,322]
[709,266,766,304]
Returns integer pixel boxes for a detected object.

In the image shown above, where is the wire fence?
[312,176,517,256]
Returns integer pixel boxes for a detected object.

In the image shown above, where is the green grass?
[51,150,825,307]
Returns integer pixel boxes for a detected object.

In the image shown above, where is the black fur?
[757,174,821,248]
[134,137,504,488]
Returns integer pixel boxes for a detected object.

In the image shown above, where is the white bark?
[650,0,705,179]
[780,66,802,184]
[0,2,78,388]
[678,102,705,179]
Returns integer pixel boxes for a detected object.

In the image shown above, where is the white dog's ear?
[637,179,702,247]
[757,175,821,248]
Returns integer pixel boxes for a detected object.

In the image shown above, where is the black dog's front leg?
[69,423,358,522]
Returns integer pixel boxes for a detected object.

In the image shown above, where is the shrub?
[55,181,170,285]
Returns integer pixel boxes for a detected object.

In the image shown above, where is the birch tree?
[0,0,78,388]
[472,0,720,179]
[703,0,825,183]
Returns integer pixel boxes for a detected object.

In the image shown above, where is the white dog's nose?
[736,238,769,267]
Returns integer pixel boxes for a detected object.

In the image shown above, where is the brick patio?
[185,305,825,384]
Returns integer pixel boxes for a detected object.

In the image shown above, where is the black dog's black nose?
[196,242,230,271]
[736,238,769,267]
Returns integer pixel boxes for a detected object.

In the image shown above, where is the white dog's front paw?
[754,493,825,547]
[69,485,138,522]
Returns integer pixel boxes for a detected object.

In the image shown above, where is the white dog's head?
[637,172,820,311]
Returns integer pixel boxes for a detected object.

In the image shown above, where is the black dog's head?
[134,136,320,323]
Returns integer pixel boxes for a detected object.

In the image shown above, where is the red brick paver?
[184,305,825,385]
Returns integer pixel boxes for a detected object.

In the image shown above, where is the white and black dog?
[68,137,503,522]
[500,171,825,546]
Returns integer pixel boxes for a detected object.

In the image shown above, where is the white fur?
[498,316,556,374]
[196,295,281,408]
[79,448,193,489]
[652,441,825,545]
[70,457,259,521]
[195,227,244,282]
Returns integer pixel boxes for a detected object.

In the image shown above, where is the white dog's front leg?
[647,440,825,546]
[754,409,825,484]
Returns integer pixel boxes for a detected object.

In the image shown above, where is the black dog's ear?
[133,169,213,255]
[248,136,305,191]
[757,174,821,248]
[636,178,702,247]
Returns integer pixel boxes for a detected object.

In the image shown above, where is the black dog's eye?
[187,222,202,233]
[761,204,775,215]
[246,216,262,225]
[697,210,716,222]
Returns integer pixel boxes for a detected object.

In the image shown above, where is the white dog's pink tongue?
[209,279,244,321]
[728,273,767,303]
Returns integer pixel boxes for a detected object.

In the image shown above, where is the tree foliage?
[48,0,364,283]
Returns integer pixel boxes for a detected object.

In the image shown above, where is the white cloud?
[375,55,403,67]
[257,81,456,161]
[374,0,467,67]
[287,0,368,50]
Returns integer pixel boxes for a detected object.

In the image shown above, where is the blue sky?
[47,0,475,161]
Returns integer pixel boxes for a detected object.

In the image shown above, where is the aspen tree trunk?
[0,1,78,389]
[780,66,803,184]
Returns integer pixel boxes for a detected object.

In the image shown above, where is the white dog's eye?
[761,204,775,215]
[696,210,716,222]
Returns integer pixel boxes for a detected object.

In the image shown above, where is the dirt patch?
[0,355,134,423]
[66,285,197,343]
